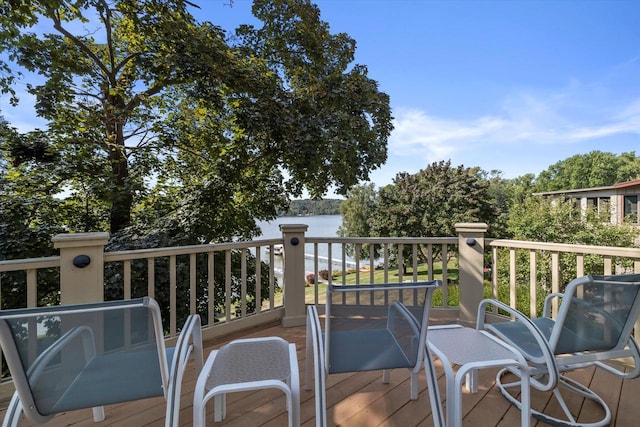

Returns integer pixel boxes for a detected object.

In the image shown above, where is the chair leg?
[214,393,226,422]
[91,406,105,422]
[382,369,391,384]
[423,355,445,427]
[305,319,313,391]
[497,369,609,427]
[464,369,478,393]
[409,371,418,400]
[288,343,301,427]
[2,393,23,427]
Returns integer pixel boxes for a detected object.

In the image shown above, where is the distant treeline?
[279,199,344,216]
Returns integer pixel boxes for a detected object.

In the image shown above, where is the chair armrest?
[387,301,420,333]
[6,325,97,424]
[542,292,565,317]
[478,298,558,391]
[305,305,326,425]
[28,325,96,381]
[387,301,421,360]
[165,314,203,427]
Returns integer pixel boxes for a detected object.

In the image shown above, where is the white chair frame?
[0,297,203,427]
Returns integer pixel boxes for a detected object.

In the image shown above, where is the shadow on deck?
[1,321,639,426]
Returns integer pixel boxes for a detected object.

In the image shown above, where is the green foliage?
[534,151,640,192]
[338,183,377,258]
[0,0,391,311]
[0,0,391,239]
[372,161,496,239]
[503,196,640,295]
[339,161,499,265]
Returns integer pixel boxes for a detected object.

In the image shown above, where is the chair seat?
[326,327,413,374]
[43,348,175,414]
[490,317,616,360]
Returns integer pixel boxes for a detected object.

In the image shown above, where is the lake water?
[256,215,357,275]
[257,214,343,239]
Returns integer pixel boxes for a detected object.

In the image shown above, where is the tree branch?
[48,6,113,84]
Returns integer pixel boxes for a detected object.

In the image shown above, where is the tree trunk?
[106,117,132,234]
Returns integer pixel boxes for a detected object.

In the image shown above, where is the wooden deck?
[2,321,639,427]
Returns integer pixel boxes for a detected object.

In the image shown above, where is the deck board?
[1,321,638,426]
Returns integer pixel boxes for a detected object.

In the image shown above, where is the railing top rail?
[103,238,284,262]
[489,239,640,257]
[305,236,458,244]
[0,256,60,272]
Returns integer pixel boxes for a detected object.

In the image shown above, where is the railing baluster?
[208,251,215,326]
[255,245,261,314]
[383,243,389,283]
[123,260,131,300]
[190,253,196,315]
[241,248,247,318]
[26,269,37,308]
[529,250,537,318]
[147,258,154,298]
[509,249,516,309]
[551,251,560,317]
[576,253,584,277]
[412,244,418,282]
[225,250,232,321]
[169,255,177,336]
[398,243,404,283]
[441,243,448,308]
[355,243,361,286]
[604,256,613,275]
[268,245,275,309]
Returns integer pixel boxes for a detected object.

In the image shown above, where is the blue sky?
[3,0,640,191]
[194,0,640,187]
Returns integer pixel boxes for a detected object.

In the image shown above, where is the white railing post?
[52,232,109,305]
[456,223,488,326]
[280,224,308,327]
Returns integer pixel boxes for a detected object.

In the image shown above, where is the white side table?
[193,336,300,427]
[428,325,531,427]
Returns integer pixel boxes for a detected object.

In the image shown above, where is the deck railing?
[2,221,640,394]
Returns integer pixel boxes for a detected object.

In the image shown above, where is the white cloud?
[389,85,640,165]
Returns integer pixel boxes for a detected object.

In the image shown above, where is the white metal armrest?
[165,314,203,427]
[387,301,420,340]
[2,325,103,426]
[305,305,326,427]
[478,298,558,391]
[541,292,564,317]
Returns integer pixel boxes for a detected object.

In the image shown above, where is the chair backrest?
[549,274,640,355]
[325,281,441,374]
[0,297,169,424]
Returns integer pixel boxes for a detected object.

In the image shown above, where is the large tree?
[0,0,392,242]
[534,151,640,192]
[339,161,498,264]
[371,161,497,239]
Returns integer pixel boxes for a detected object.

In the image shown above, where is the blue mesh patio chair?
[0,297,203,427]
[481,274,640,427]
[305,281,445,427]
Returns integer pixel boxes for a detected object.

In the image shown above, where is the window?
[598,197,610,214]
[624,195,638,223]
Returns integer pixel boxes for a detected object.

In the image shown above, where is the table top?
[428,325,521,366]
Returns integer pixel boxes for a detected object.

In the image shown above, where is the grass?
[304,261,461,307]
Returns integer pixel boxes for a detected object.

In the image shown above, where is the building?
[535,179,640,225]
